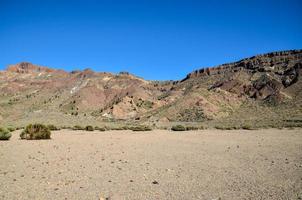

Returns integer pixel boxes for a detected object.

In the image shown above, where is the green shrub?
[130,126,152,131]
[0,127,12,140]
[20,124,51,140]
[185,126,199,131]
[171,125,186,131]
[85,125,94,131]
[47,124,60,131]
[95,126,106,131]
[73,125,84,130]
[7,127,16,132]
[241,124,254,130]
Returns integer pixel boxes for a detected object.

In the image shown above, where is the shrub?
[214,125,240,130]
[171,125,186,131]
[241,124,254,130]
[0,128,12,140]
[130,126,152,131]
[85,125,94,131]
[214,125,224,130]
[95,126,106,131]
[20,124,51,140]
[185,126,199,131]
[73,125,84,130]
[16,126,24,130]
[7,127,16,132]
[47,124,60,131]
[63,126,74,130]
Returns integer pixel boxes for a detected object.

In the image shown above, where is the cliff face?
[184,50,302,80]
[0,50,301,127]
[181,50,302,102]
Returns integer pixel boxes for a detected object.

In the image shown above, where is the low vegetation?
[171,125,203,131]
[95,126,106,131]
[214,124,256,130]
[129,125,152,131]
[0,127,12,140]
[106,126,125,131]
[20,124,51,140]
[47,124,60,131]
[73,125,85,130]
[171,125,186,131]
[241,124,254,130]
[7,127,16,132]
[85,125,94,131]
[185,126,203,130]
[214,125,237,130]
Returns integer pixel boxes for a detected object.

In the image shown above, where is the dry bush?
[20,124,51,140]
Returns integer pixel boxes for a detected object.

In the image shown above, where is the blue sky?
[0,0,301,80]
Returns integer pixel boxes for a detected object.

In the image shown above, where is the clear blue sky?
[1,0,301,80]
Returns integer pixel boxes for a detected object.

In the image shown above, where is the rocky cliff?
[0,50,301,128]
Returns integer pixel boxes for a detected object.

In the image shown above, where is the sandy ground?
[0,129,301,200]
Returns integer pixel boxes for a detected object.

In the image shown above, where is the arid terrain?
[0,50,301,129]
[1,129,301,200]
[0,50,302,199]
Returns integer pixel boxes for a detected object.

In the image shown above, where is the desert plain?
[0,129,301,200]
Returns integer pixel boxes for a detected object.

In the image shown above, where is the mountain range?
[1,50,301,128]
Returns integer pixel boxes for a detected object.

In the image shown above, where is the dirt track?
[0,129,301,200]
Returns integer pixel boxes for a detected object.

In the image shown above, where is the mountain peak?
[6,62,55,74]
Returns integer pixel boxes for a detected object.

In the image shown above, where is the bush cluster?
[185,126,200,131]
[20,124,51,140]
[170,125,203,131]
[0,127,12,140]
[129,126,152,131]
[214,124,254,130]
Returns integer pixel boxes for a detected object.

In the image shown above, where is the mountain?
[0,50,301,128]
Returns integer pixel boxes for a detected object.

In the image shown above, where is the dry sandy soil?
[0,129,302,200]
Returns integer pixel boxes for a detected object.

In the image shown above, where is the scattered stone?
[152,181,159,184]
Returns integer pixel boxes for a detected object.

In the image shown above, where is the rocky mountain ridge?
[0,49,301,128]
